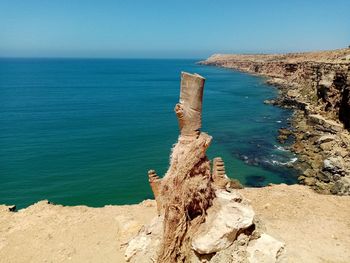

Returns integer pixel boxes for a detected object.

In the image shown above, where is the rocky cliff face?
[200,49,350,195]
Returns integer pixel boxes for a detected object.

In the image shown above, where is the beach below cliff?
[1,184,349,263]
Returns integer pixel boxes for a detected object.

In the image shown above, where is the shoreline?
[199,49,350,195]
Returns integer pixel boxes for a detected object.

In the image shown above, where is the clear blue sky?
[1,0,349,58]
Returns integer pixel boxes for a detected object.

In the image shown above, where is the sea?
[0,58,298,208]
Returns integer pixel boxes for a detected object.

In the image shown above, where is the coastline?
[199,49,350,195]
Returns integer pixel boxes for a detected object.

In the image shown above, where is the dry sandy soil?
[240,184,350,263]
[0,184,349,263]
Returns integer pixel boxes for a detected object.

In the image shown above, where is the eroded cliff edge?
[1,184,350,262]
[199,49,350,195]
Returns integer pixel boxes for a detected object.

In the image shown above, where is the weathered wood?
[175,72,205,138]
[148,170,161,214]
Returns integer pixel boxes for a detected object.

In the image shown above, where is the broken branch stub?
[175,72,205,137]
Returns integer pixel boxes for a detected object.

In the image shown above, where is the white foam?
[274,145,288,152]
[266,157,298,166]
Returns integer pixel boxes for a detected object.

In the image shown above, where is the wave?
[274,145,289,152]
[266,157,298,166]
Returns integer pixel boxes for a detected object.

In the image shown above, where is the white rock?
[323,156,345,173]
[247,233,285,263]
[125,235,152,262]
[125,216,163,262]
[192,190,255,254]
[215,189,242,202]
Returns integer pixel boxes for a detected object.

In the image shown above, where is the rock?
[125,216,163,262]
[323,157,345,174]
[247,233,285,263]
[298,175,306,182]
[0,205,16,213]
[339,78,350,129]
[308,114,327,126]
[315,180,333,194]
[317,171,331,183]
[335,147,349,158]
[302,131,312,140]
[323,119,344,133]
[278,128,293,143]
[125,189,286,262]
[8,205,16,212]
[340,133,350,149]
[303,169,315,177]
[287,89,299,98]
[304,177,317,186]
[319,141,334,151]
[191,190,255,254]
[317,134,336,144]
[279,128,293,136]
[330,177,350,195]
[125,189,287,262]
[125,236,152,262]
[215,189,243,202]
[228,179,244,189]
[308,114,344,133]
[264,99,276,105]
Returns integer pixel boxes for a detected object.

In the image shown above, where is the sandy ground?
[240,184,350,263]
[0,200,157,263]
[1,184,349,263]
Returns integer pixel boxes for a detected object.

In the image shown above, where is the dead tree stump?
[148,72,218,262]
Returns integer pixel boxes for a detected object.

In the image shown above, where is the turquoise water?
[0,59,297,208]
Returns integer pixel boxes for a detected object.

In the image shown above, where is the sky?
[0,0,350,58]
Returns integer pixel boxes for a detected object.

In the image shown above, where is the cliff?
[200,49,350,195]
[1,184,349,262]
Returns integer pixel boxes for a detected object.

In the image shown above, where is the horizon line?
[0,56,205,60]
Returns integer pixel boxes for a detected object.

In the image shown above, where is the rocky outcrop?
[191,190,255,254]
[199,49,350,195]
[125,189,285,263]
[339,78,350,129]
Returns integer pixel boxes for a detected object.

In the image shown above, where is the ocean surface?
[0,59,297,208]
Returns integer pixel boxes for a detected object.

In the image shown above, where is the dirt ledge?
[1,184,349,263]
